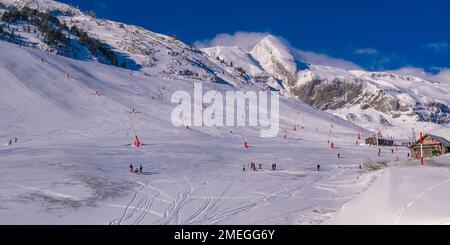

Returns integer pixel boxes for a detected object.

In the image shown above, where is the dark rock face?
[290,77,406,115]
[289,76,450,125]
[414,102,450,124]
[273,59,297,87]
[291,78,364,110]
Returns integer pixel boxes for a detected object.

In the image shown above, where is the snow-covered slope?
[0,0,245,86]
[0,39,386,225]
[202,46,267,78]
[326,155,450,225]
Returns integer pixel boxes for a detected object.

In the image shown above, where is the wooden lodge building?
[365,136,394,147]
[410,134,450,159]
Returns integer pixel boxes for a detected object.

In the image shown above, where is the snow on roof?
[413,134,450,147]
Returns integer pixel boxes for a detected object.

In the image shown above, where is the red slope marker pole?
[243,137,249,149]
[420,132,424,166]
[129,114,141,148]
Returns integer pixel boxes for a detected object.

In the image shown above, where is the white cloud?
[355,48,379,55]
[194,32,269,52]
[292,49,362,70]
[423,42,449,52]
[389,66,450,84]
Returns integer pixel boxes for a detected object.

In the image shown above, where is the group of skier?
[243,162,268,172]
[129,164,144,174]
[5,137,18,146]
[242,162,326,172]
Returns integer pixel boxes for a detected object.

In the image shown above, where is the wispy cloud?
[355,48,379,55]
[292,49,362,70]
[389,66,450,84]
[194,32,269,52]
[423,42,449,52]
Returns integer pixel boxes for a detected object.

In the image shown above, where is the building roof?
[413,134,450,147]
[365,136,393,141]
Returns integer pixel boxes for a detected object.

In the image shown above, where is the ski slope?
[326,155,450,225]
[0,40,417,225]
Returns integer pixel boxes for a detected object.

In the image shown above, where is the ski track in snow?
[395,178,450,224]
[110,181,160,225]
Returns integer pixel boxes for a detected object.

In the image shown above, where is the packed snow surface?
[0,41,418,225]
[327,156,450,225]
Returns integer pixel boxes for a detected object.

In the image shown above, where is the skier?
[134,168,139,174]
[243,165,246,172]
[317,164,321,172]
[129,164,134,173]
[338,153,341,159]
[8,139,12,146]
[139,165,143,174]
[14,137,17,143]
[243,139,249,149]
[259,164,262,170]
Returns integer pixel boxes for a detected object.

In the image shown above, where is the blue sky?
[59,0,449,72]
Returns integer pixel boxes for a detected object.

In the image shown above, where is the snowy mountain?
[250,35,298,88]
[201,35,450,133]
[292,66,450,133]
